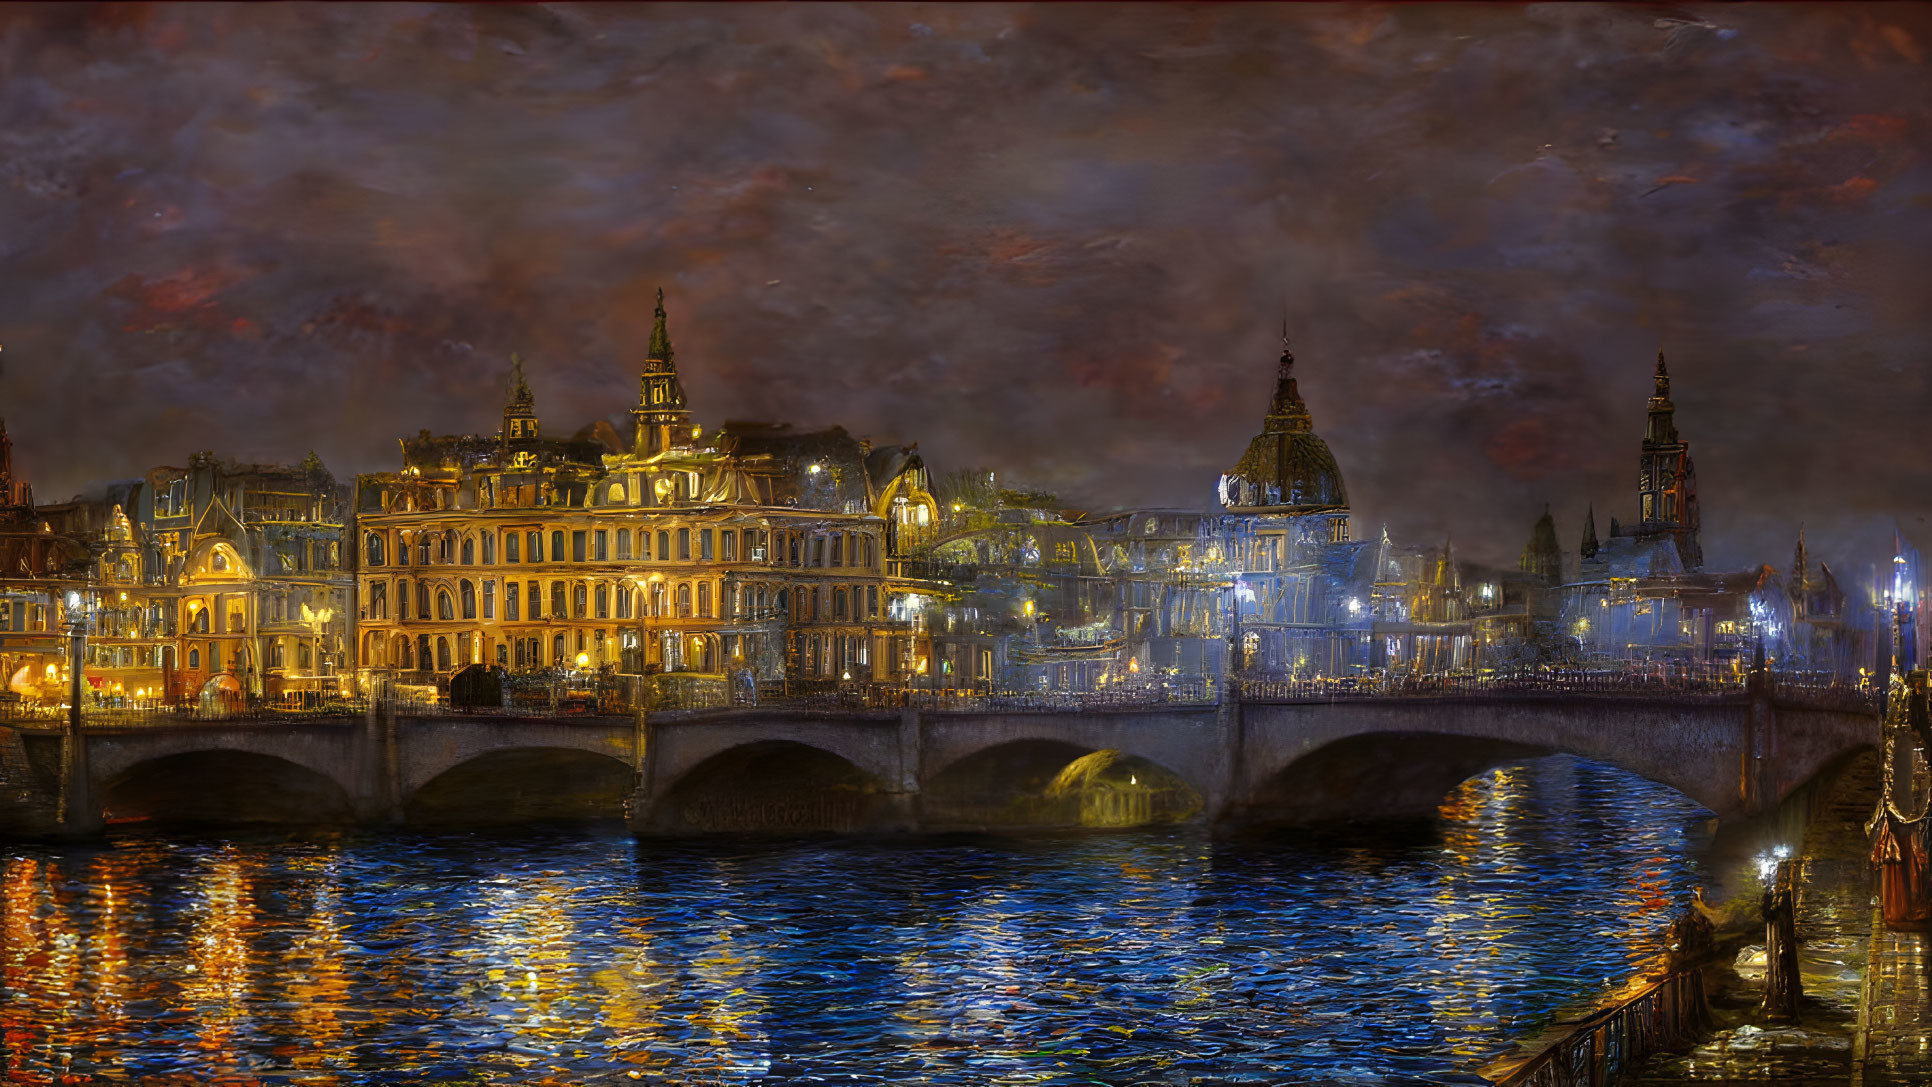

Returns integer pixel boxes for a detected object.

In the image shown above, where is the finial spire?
[506,352,533,409]
[647,287,673,364]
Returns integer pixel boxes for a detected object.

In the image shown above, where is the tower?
[501,353,539,445]
[1790,524,1811,619]
[1580,503,1600,561]
[1520,504,1561,582]
[0,418,22,506]
[1636,350,1701,570]
[634,288,692,456]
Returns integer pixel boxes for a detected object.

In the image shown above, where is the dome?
[1219,342,1349,514]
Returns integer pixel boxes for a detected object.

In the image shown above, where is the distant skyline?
[2,3,1928,578]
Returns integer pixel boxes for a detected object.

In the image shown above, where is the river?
[2,755,1711,1085]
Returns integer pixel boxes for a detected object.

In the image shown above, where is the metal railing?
[0,699,370,729]
[0,669,1878,728]
[1240,671,1881,711]
[1491,967,1708,1087]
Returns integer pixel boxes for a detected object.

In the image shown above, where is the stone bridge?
[3,689,1878,835]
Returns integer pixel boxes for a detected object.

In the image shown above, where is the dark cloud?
[1,2,1929,579]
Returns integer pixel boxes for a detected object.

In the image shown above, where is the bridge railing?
[1488,966,1709,1087]
[1239,672,1881,711]
[0,699,371,730]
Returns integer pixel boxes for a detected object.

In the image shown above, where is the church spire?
[502,353,538,443]
[1646,349,1678,445]
[1581,503,1600,560]
[1792,523,1811,595]
[635,287,692,455]
[647,287,674,365]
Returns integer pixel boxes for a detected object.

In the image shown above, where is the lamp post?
[58,587,100,835]
[1757,846,1802,1021]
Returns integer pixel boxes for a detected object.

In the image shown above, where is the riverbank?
[1619,749,1873,1084]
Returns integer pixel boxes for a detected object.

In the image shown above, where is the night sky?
[2,3,1928,580]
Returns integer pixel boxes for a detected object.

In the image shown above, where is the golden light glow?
[574,652,590,668]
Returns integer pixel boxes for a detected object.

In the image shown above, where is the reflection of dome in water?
[1220,341,1348,513]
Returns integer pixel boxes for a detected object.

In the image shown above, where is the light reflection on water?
[0,755,1709,1085]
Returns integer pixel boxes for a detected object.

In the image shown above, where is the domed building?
[1218,335,1350,543]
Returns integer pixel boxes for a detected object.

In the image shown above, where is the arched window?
[573,584,587,618]
[437,637,451,671]
[298,642,312,669]
[440,531,455,564]
[551,530,566,563]
[594,583,609,619]
[482,533,495,565]
[461,580,476,619]
[697,582,711,618]
[776,588,789,613]
[551,582,567,617]
[189,647,200,669]
[616,586,631,619]
[397,579,410,621]
[528,531,542,563]
[552,632,566,663]
[212,551,228,571]
[417,535,431,565]
[616,529,632,559]
[505,533,520,563]
[651,584,666,617]
[461,536,475,565]
[677,583,692,618]
[193,608,210,634]
[417,582,430,620]
[438,590,455,621]
[417,634,432,669]
[607,482,626,504]
[834,587,847,620]
[366,533,386,566]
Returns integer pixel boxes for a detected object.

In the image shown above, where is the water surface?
[2,755,1711,1085]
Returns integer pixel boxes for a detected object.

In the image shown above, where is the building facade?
[352,294,931,702]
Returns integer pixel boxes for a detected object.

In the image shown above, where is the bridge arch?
[922,738,1204,829]
[406,746,633,824]
[1234,698,1876,826]
[645,739,894,833]
[100,750,354,825]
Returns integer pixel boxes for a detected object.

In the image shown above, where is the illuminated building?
[34,455,356,703]
[353,291,928,699]
[0,420,92,705]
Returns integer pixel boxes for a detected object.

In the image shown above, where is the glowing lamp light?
[841,670,852,681]
[1023,601,1034,617]
[65,591,81,610]
[1347,597,1362,616]
[807,463,822,475]
[574,652,590,668]
[118,592,128,602]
